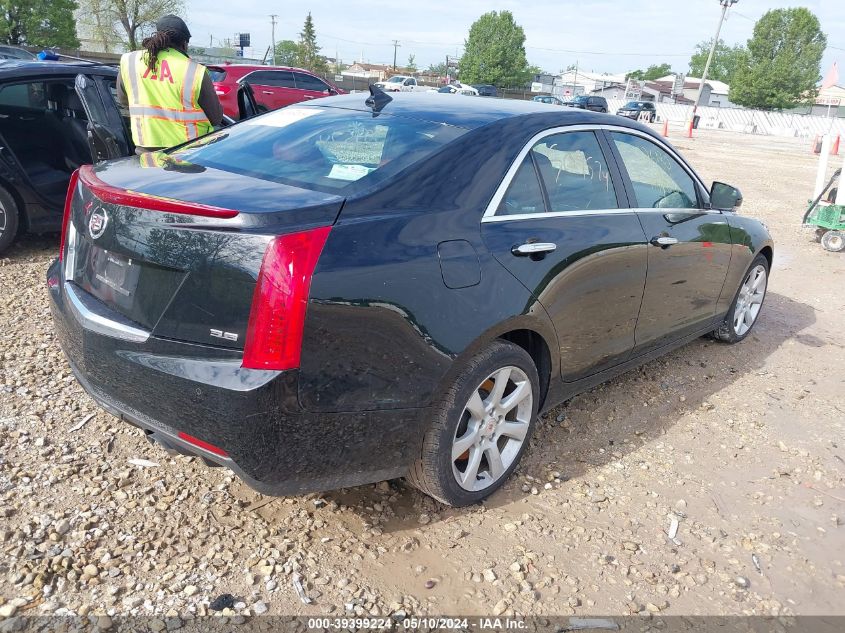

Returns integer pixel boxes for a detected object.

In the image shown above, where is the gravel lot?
[1,127,844,623]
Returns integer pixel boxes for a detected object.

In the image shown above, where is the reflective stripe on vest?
[120,48,213,148]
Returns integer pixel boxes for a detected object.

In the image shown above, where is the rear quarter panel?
[299,207,558,413]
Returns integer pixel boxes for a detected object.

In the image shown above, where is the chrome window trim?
[481,124,710,223]
[65,283,150,343]
[484,209,635,223]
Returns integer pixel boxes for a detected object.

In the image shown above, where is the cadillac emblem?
[88,208,109,240]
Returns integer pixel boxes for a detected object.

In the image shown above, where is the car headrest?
[65,91,85,117]
[47,83,69,111]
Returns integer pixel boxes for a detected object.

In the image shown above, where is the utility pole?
[392,39,400,72]
[693,0,738,122]
[270,15,278,66]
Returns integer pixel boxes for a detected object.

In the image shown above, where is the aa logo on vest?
[142,60,174,84]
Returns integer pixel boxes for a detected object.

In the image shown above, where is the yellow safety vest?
[120,48,213,148]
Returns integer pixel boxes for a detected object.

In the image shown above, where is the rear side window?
[533,132,619,211]
[207,68,227,82]
[249,70,296,88]
[171,106,467,193]
[498,156,546,215]
[0,82,47,108]
[293,72,328,91]
[610,132,698,209]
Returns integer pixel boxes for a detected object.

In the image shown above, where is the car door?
[605,130,732,354]
[74,73,133,161]
[236,80,260,120]
[292,71,332,101]
[480,127,649,382]
[247,70,297,110]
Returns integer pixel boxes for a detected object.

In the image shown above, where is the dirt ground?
[1,127,844,623]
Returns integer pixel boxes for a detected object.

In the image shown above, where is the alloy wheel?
[451,366,533,492]
[733,264,767,336]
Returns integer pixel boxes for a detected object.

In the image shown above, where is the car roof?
[207,63,316,75]
[305,92,615,129]
[0,59,117,79]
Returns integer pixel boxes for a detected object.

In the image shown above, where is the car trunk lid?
[62,157,343,351]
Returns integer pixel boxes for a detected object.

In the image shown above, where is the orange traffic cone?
[662,119,669,138]
[686,119,693,138]
[832,135,841,156]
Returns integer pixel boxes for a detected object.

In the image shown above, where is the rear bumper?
[47,260,428,496]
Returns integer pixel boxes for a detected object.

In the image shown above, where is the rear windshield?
[624,101,647,108]
[170,106,468,193]
[207,68,226,82]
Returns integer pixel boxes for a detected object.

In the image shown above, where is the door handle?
[512,242,557,256]
[650,236,679,247]
[303,96,315,99]
[261,90,274,95]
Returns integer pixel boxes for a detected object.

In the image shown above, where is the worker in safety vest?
[117,15,222,153]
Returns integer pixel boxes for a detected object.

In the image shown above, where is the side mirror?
[710,181,743,210]
[326,88,338,95]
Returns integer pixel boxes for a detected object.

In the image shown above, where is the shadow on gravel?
[2,233,59,260]
[321,291,816,532]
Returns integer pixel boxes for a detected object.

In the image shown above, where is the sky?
[184,0,843,78]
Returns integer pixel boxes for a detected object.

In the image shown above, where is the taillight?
[214,84,231,96]
[242,226,331,371]
[59,169,80,261]
[78,164,239,219]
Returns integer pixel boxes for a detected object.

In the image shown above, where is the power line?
[525,45,688,57]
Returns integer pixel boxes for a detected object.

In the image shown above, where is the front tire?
[711,254,769,343]
[0,184,20,255]
[407,341,539,507]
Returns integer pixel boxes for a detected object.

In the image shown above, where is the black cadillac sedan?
[48,92,773,506]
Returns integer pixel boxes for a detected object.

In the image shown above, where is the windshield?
[387,77,405,83]
[624,101,644,108]
[171,106,468,194]
[573,96,589,103]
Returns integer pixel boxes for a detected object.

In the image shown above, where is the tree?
[1,0,80,47]
[460,10,531,87]
[77,0,184,52]
[627,63,673,81]
[730,8,826,110]
[688,38,746,84]
[406,53,417,73]
[274,39,300,66]
[426,61,447,77]
[297,11,326,73]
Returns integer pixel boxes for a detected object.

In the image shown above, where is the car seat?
[63,90,94,168]
[46,82,92,170]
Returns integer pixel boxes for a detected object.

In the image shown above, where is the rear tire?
[406,341,540,507]
[710,254,769,344]
[0,185,20,255]
[821,230,845,252]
